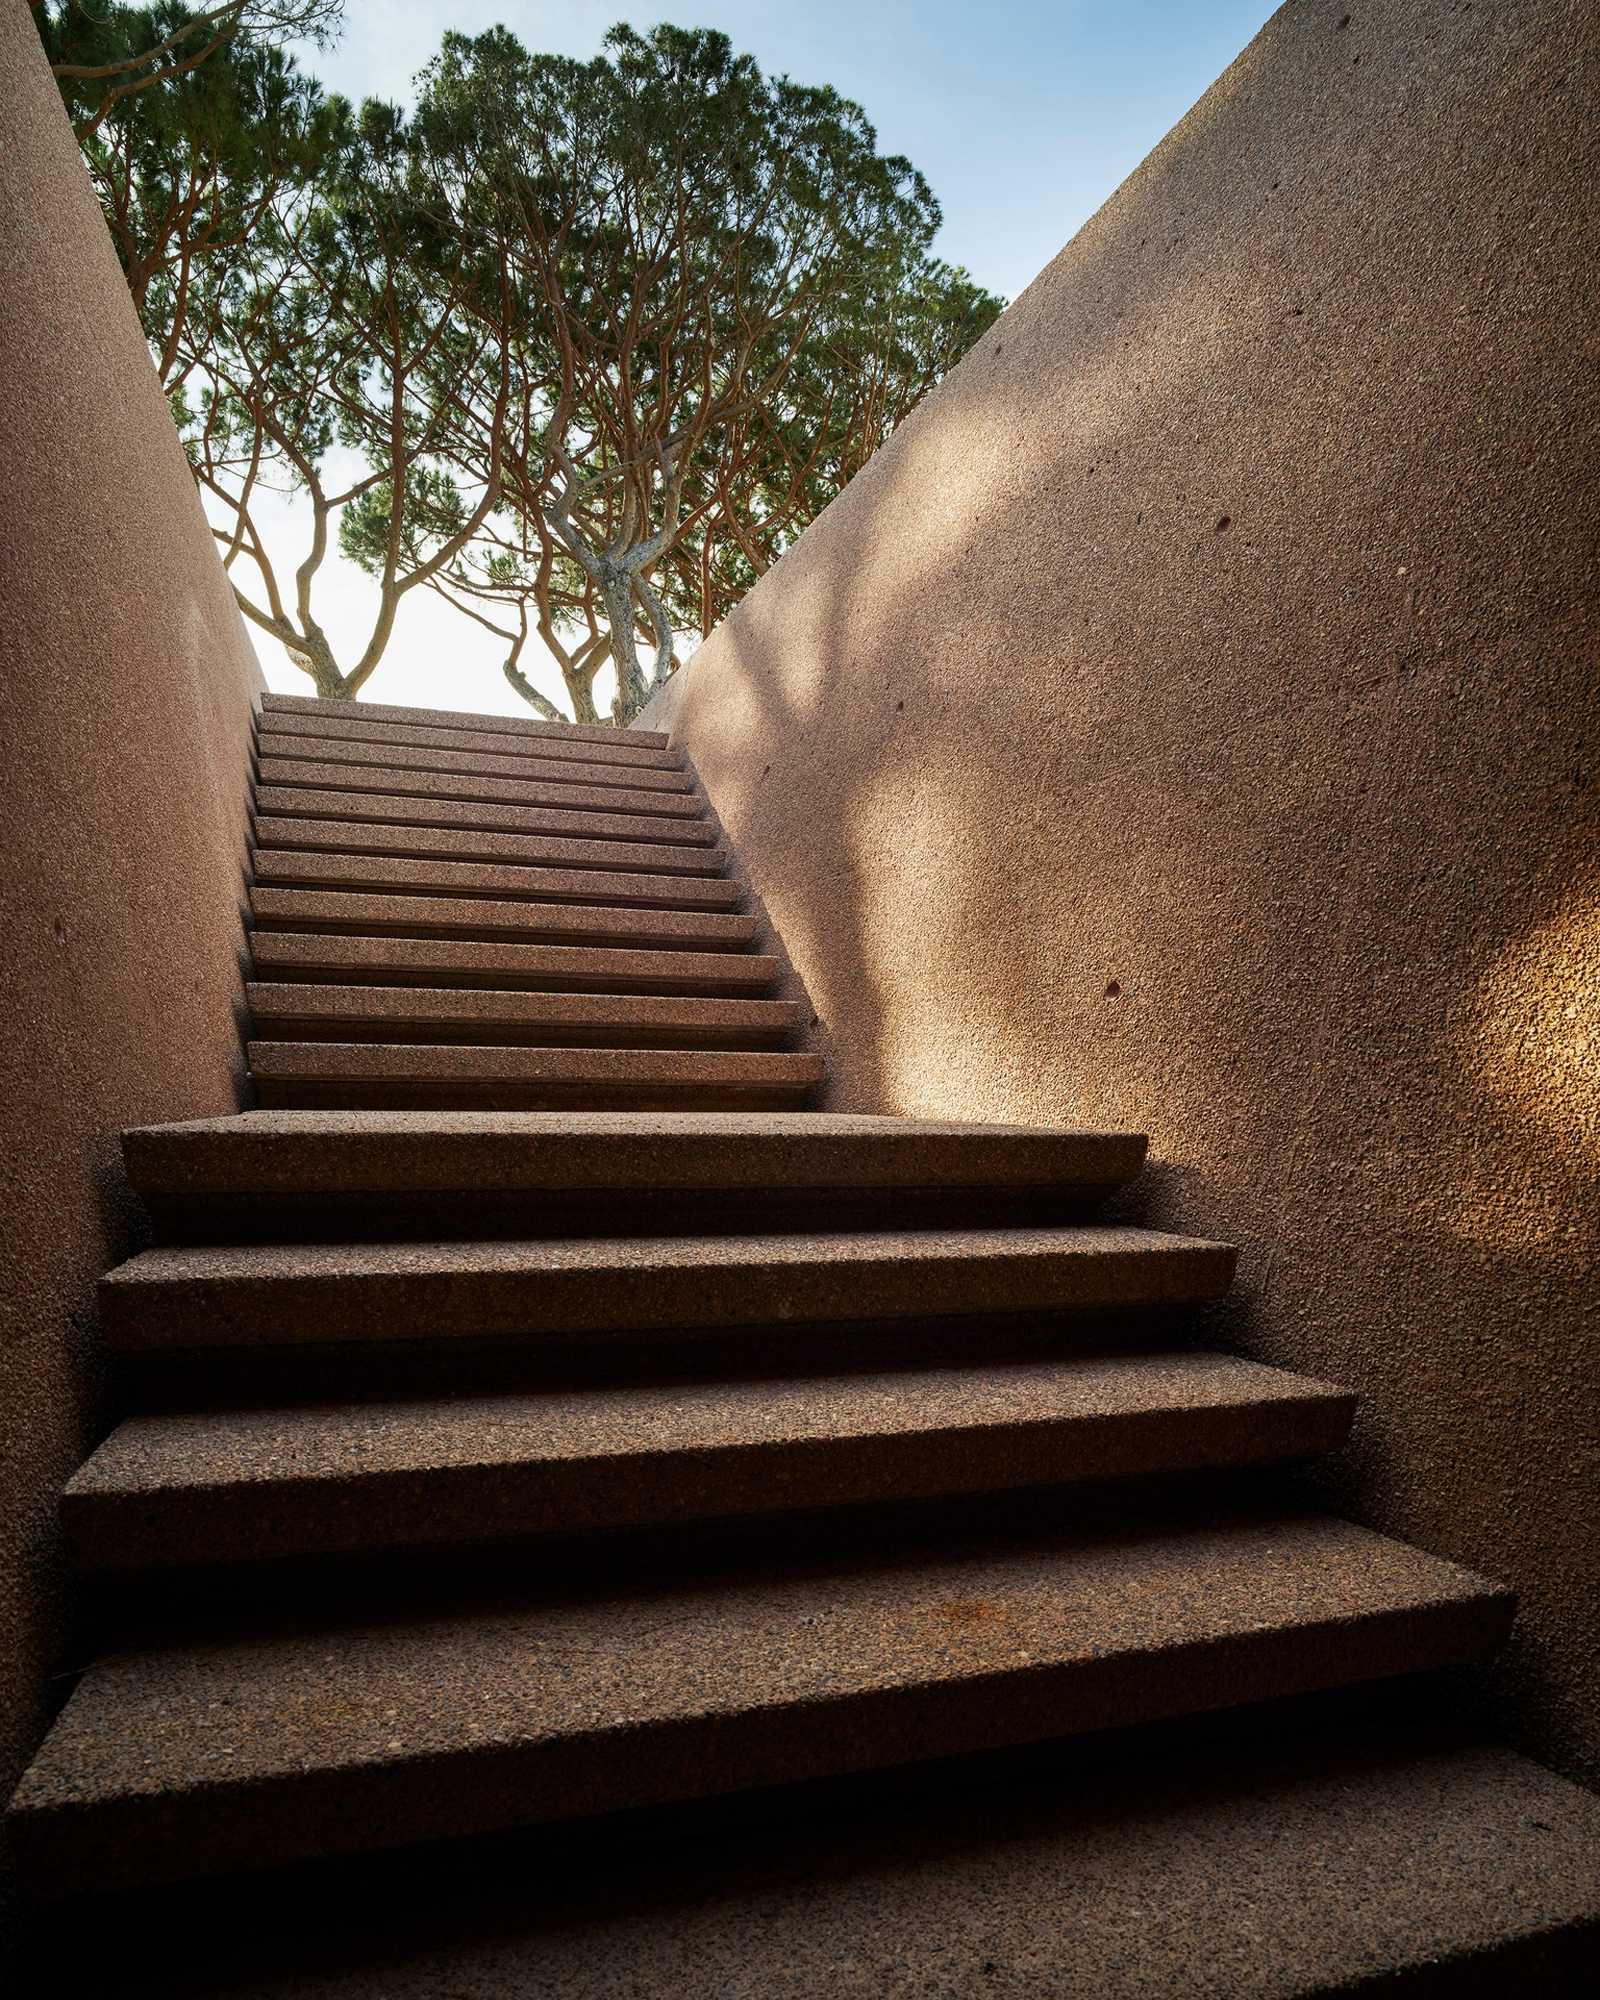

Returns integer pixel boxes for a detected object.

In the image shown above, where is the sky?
[249,0,1279,717]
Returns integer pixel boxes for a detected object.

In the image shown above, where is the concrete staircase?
[7,697,1599,1994]
[241,692,821,1109]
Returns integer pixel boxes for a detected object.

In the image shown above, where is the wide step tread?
[121,1111,1152,1197]
[254,793,720,853]
[97,1224,1238,1350]
[4,1512,1512,1893]
[62,1352,1356,1569]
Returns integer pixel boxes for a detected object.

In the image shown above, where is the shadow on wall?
[649,0,1600,1782]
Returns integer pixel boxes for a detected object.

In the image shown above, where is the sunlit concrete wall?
[646,0,1600,1779]
[0,0,262,1906]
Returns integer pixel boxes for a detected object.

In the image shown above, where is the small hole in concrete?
[1215,515,1232,533]
[1105,979,1122,998]
[761,764,771,778]
[1337,12,1351,26]
[895,700,904,711]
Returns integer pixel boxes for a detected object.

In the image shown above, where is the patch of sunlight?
[1468,895,1600,1164]
[847,759,1042,1123]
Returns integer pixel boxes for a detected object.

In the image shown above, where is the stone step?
[79,1716,1597,1998]
[255,785,719,849]
[261,709,681,773]
[123,1110,1148,1244]
[123,1112,1150,1200]
[253,816,728,879]
[247,887,759,951]
[62,1352,1356,1571]
[250,849,738,913]
[258,733,694,796]
[257,757,706,819]
[247,1042,825,1112]
[247,931,780,997]
[5,1511,1513,1894]
[243,986,801,1050]
[96,1225,1237,1354]
[259,692,668,751]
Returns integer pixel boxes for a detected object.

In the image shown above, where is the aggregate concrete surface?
[62,1351,1355,1564]
[97,1225,1239,1346]
[644,0,1600,1778]
[7,1512,1511,1890]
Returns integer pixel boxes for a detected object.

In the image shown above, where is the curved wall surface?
[0,0,263,1891]
[647,0,1600,1777]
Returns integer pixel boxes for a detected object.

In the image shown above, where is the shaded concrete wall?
[0,0,263,1870]
[647,0,1600,1778]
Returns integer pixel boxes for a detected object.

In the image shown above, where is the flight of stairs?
[7,697,1599,1995]
[240,692,822,1110]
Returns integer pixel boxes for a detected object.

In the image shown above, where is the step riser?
[8,1591,1510,1896]
[98,1236,1238,1352]
[253,814,725,871]
[258,758,706,818]
[135,1186,1122,1246]
[258,736,694,795]
[106,1308,1210,1412]
[253,1081,820,1113]
[254,787,718,849]
[63,1398,1357,1572]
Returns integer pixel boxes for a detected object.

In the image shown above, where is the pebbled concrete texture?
[246,1041,824,1111]
[5,1511,1511,1891]
[60,1352,1355,1567]
[259,708,678,770]
[644,0,1600,1779]
[158,1727,1600,2000]
[258,732,693,794]
[0,0,261,1910]
[242,987,803,1049]
[96,1226,1238,1349]
[249,846,738,906]
[123,1111,1149,1194]
[251,815,727,873]
[257,756,706,817]
[259,693,666,748]
[248,886,756,948]
[246,930,781,995]
[252,786,719,847]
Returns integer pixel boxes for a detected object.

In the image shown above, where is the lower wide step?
[247,1042,825,1111]
[97,1725,1600,1999]
[5,1511,1512,1894]
[61,1352,1356,1569]
[97,1225,1237,1352]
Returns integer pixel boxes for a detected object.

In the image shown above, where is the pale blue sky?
[259,1,1280,712]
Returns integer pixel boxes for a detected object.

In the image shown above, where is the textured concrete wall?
[647,0,1600,1779]
[0,0,262,1877]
